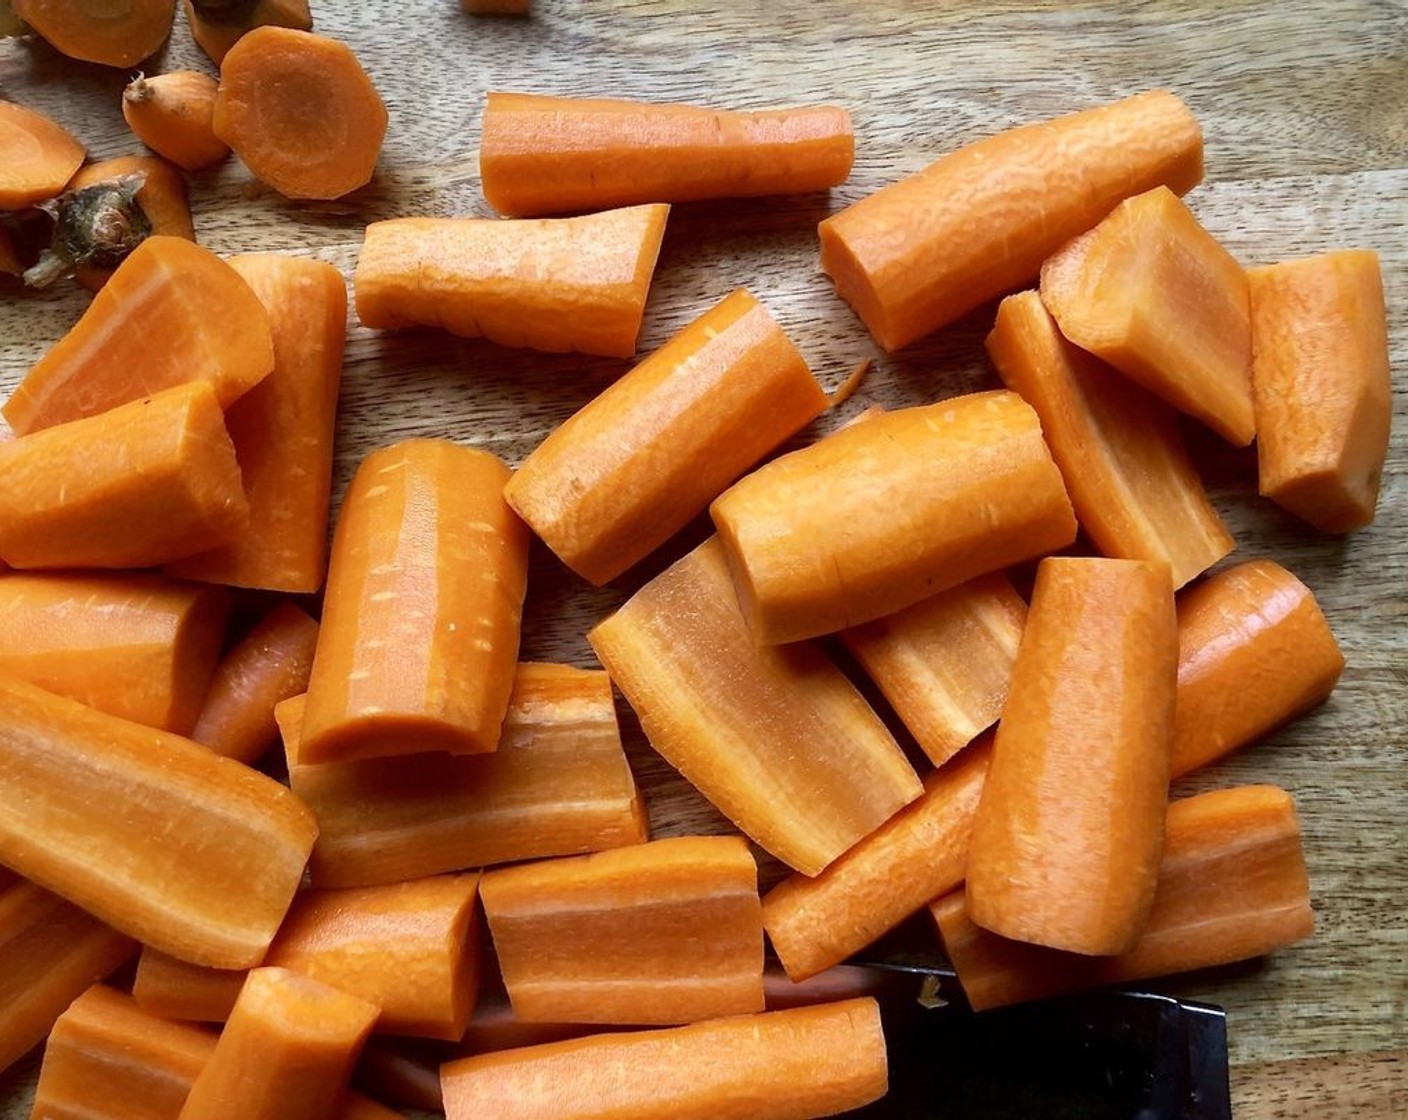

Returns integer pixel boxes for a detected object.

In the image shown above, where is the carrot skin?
[65,157,196,292]
[123,71,231,172]
[11,0,175,67]
[0,100,85,210]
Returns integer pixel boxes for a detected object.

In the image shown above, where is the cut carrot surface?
[354,203,669,358]
[123,70,231,172]
[588,537,921,876]
[65,156,196,291]
[988,290,1235,587]
[505,287,827,584]
[11,0,174,66]
[480,91,854,216]
[710,390,1076,644]
[0,99,85,210]
[184,0,313,64]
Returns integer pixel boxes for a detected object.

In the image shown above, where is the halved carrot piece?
[710,390,1076,644]
[818,90,1203,351]
[12,0,174,66]
[167,253,347,592]
[1249,250,1392,532]
[64,156,196,292]
[0,571,229,734]
[480,92,853,217]
[840,574,1025,766]
[123,71,230,172]
[588,537,921,876]
[1172,559,1344,778]
[0,99,85,210]
[134,947,249,1023]
[3,235,273,434]
[0,675,317,969]
[0,381,249,570]
[988,290,1235,587]
[505,288,827,584]
[184,0,312,65]
[354,204,669,358]
[933,785,1314,1010]
[300,439,528,764]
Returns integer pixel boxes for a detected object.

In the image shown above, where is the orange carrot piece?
[0,100,85,210]
[3,235,273,434]
[933,785,1315,1010]
[189,602,319,764]
[480,92,853,217]
[353,204,669,359]
[441,998,888,1120]
[0,880,137,1074]
[988,290,1235,586]
[1041,185,1255,445]
[123,71,230,172]
[818,90,1203,351]
[0,571,229,734]
[1171,559,1344,778]
[967,557,1177,956]
[183,0,312,65]
[588,537,921,876]
[167,253,347,592]
[213,27,387,200]
[0,381,250,570]
[505,288,827,584]
[711,390,1077,644]
[763,737,992,982]
[300,439,528,764]
[0,675,317,968]
[1248,250,1392,532]
[12,0,174,66]
[133,947,249,1023]
[65,156,196,292]
[280,664,647,888]
[840,574,1025,766]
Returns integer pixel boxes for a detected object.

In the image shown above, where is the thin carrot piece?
[300,439,529,764]
[64,156,195,292]
[933,785,1315,1010]
[967,557,1177,956]
[134,947,249,1023]
[440,998,888,1120]
[353,204,669,358]
[11,0,174,66]
[827,357,872,408]
[184,0,312,65]
[1249,250,1392,532]
[213,27,387,200]
[167,253,347,592]
[818,90,1203,351]
[0,675,317,969]
[189,602,319,764]
[988,290,1235,586]
[505,288,827,584]
[763,737,992,982]
[480,92,853,217]
[588,537,921,877]
[0,100,85,210]
[279,664,647,888]
[1171,559,1344,778]
[0,382,250,570]
[124,71,230,171]
[0,571,229,734]
[710,390,1077,644]
[840,574,1026,766]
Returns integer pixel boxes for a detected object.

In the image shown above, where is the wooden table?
[1,1,1404,1116]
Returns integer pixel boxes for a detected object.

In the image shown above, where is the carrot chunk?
[11,0,174,66]
[123,71,230,172]
[0,100,85,210]
[133,948,249,1024]
[184,0,312,65]
[63,156,195,292]
[505,288,827,584]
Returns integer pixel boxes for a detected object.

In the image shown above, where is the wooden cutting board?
[1,2,1405,1116]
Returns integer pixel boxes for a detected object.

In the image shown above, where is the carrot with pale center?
[505,288,827,584]
[817,90,1202,351]
[64,156,195,291]
[353,203,669,358]
[11,0,174,66]
[710,390,1076,644]
[588,537,921,876]
[124,71,230,171]
[0,100,85,210]
[184,0,312,65]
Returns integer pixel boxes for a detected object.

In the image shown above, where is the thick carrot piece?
[711,391,1076,644]
[167,254,347,592]
[124,71,230,172]
[764,737,992,982]
[0,382,249,570]
[1249,250,1392,532]
[481,92,853,217]
[988,291,1234,587]
[505,288,827,584]
[0,100,84,210]
[840,574,1025,766]
[818,90,1202,351]
[933,785,1314,1010]
[184,0,312,65]
[300,440,528,764]
[589,537,921,876]
[354,204,669,359]
[1172,560,1344,777]
[189,602,319,764]
[0,675,317,969]
[282,666,647,888]
[134,947,249,1023]
[441,998,888,1120]
[12,0,174,66]
[968,557,1177,956]
[64,156,196,292]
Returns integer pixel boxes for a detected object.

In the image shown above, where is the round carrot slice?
[0,101,85,210]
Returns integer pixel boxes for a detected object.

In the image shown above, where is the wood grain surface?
[1,1,1405,1116]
